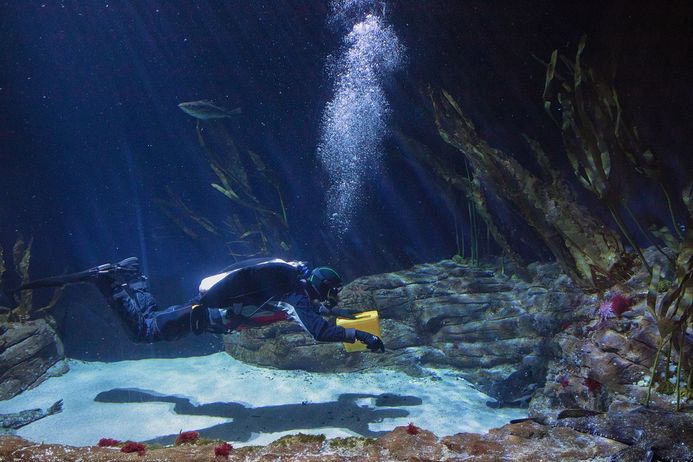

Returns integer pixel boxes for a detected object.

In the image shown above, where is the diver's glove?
[355,330,385,352]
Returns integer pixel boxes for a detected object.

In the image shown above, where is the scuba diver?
[18,257,385,351]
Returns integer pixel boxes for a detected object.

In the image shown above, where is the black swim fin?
[16,257,140,291]
[16,269,98,291]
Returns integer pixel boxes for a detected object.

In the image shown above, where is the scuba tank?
[198,258,309,308]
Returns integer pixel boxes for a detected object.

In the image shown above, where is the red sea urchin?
[175,430,200,445]
[406,422,420,435]
[97,438,121,447]
[120,441,146,456]
[583,377,602,394]
[599,292,633,321]
[214,442,233,458]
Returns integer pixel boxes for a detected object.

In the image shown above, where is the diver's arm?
[276,300,357,343]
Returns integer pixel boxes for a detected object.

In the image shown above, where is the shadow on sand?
[94,388,422,443]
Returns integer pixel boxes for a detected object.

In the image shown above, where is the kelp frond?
[162,121,292,258]
[645,227,692,409]
[2,236,63,322]
[541,35,686,272]
[429,86,629,288]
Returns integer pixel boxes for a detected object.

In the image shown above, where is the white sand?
[0,353,525,447]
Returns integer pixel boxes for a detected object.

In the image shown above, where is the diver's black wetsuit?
[98,258,359,344]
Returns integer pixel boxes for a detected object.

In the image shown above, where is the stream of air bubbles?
[317,0,404,237]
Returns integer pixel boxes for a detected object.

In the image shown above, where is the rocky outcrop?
[556,407,693,462]
[0,319,68,400]
[225,259,588,399]
[529,247,690,421]
[0,421,628,461]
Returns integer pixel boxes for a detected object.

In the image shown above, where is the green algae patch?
[272,433,326,447]
[328,436,378,450]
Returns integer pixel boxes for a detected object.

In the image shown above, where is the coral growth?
[175,430,199,445]
[120,441,146,456]
[214,442,233,458]
[96,438,121,447]
[406,422,420,435]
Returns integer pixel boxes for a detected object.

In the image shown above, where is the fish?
[177,100,242,120]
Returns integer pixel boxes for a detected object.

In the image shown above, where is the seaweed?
[160,120,290,259]
[540,35,685,273]
[645,224,692,410]
[271,433,326,447]
[328,436,377,449]
[536,38,692,408]
[429,88,630,288]
[0,236,63,323]
[393,130,526,272]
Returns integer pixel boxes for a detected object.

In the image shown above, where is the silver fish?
[178,100,242,120]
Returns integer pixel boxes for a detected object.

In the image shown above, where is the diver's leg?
[96,274,164,342]
[97,275,228,342]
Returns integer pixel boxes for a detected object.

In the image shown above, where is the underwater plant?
[645,225,692,410]
[538,35,692,410]
[161,121,290,259]
[394,130,525,271]
[429,88,629,288]
[0,236,63,323]
[540,35,685,274]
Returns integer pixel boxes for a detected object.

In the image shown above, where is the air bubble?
[317,5,404,237]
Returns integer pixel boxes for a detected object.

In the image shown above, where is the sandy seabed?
[0,353,525,447]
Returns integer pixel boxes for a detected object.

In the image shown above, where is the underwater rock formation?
[0,421,629,461]
[225,258,587,401]
[0,400,63,435]
[529,246,691,422]
[556,407,693,462]
[0,422,627,462]
[0,319,68,400]
[4,410,691,461]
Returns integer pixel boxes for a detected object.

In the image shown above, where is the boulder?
[225,259,589,398]
[528,247,688,422]
[0,319,68,400]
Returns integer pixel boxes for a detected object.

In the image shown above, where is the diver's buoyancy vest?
[198,258,307,308]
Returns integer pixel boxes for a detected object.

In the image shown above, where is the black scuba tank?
[198,258,307,308]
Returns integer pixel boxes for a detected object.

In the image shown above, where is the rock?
[1,399,63,434]
[0,421,629,461]
[557,407,693,462]
[225,259,588,399]
[0,319,68,400]
[528,249,688,422]
[442,420,626,461]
